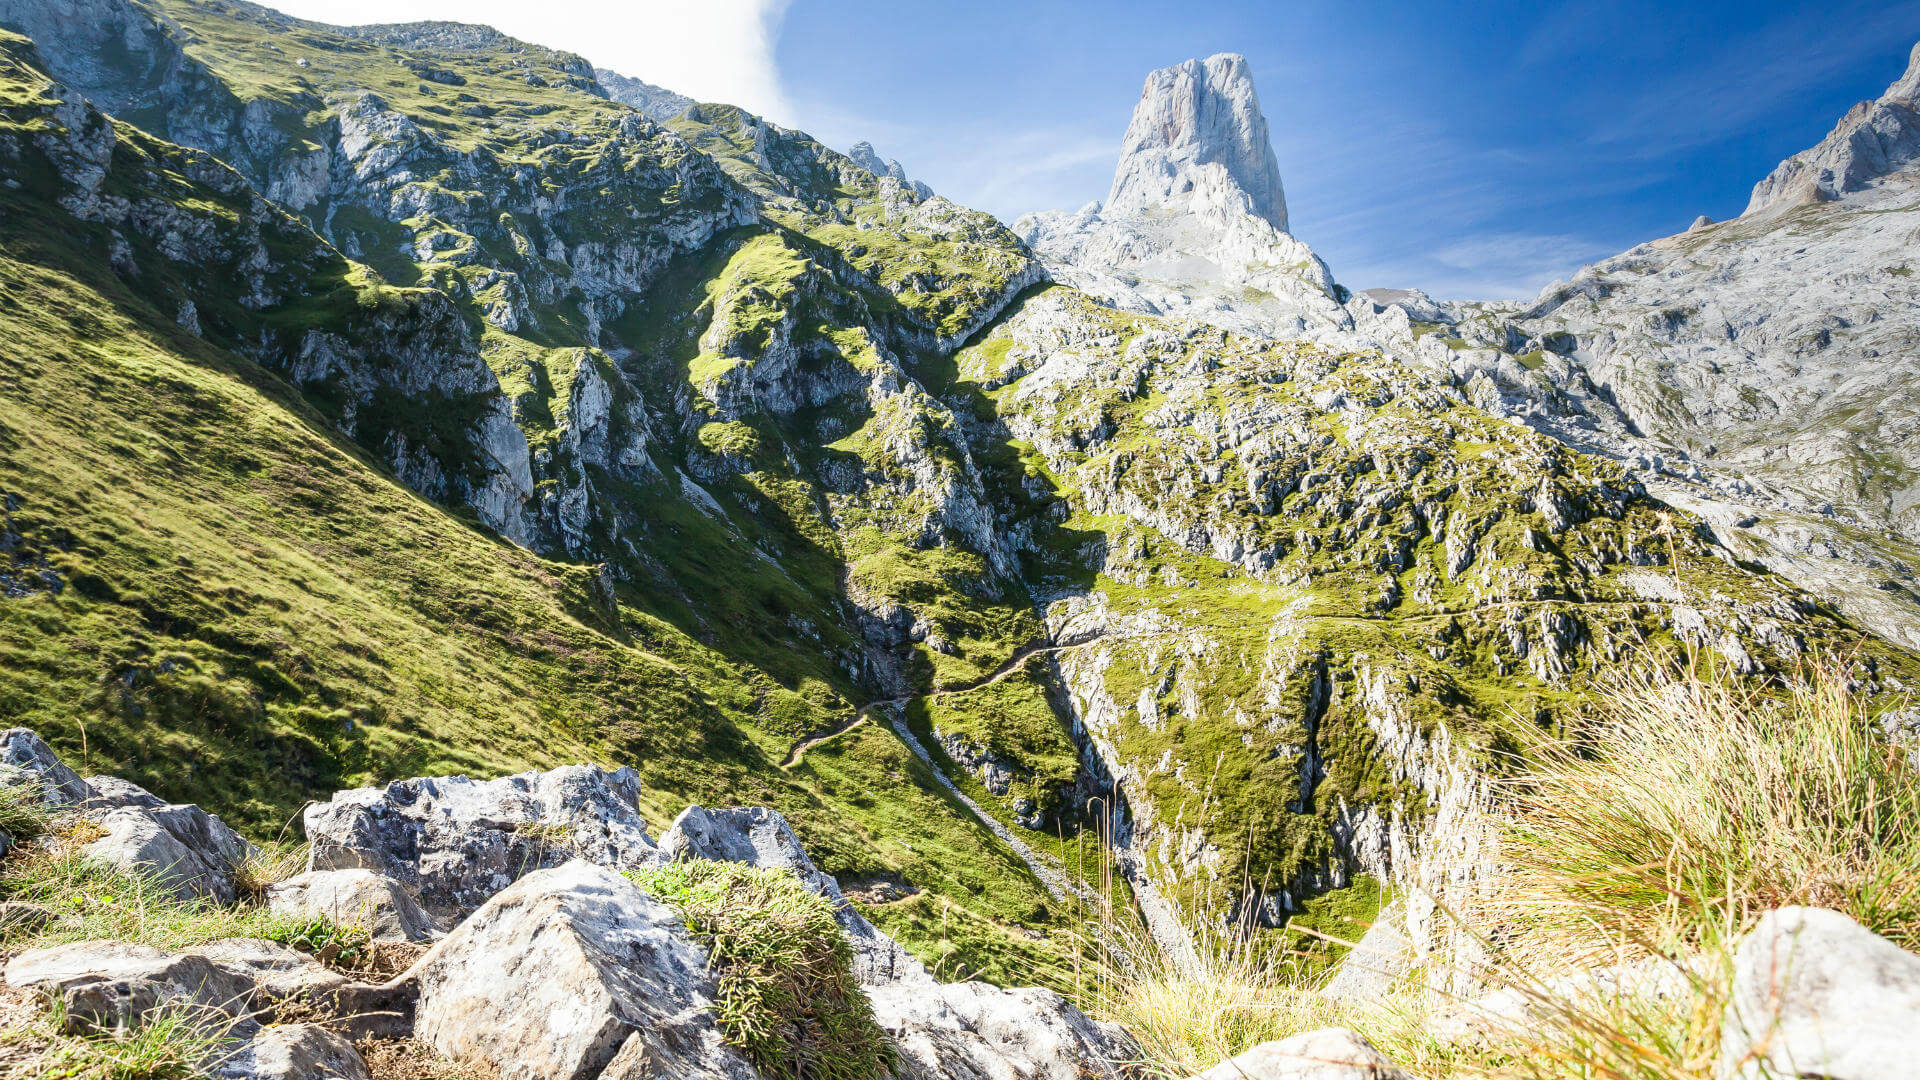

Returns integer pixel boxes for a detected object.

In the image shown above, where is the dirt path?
[777,636,1108,905]
[779,638,1083,769]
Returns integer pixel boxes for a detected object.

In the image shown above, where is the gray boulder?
[84,802,256,904]
[303,765,664,920]
[869,980,1137,1080]
[83,775,168,810]
[267,869,438,943]
[0,727,90,805]
[1194,1029,1408,1080]
[412,860,756,1080]
[213,1023,370,1080]
[660,804,930,986]
[5,937,411,1040]
[1720,906,1920,1079]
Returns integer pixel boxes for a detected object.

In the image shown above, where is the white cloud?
[264,0,795,122]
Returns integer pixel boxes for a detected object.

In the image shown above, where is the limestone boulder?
[1720,906,1920,1079]
[303,765,663,921]
[412,860,756,1080]
[868,980,1136,1080]
[213,1023,371,1080]
[83,802,256,904]
[268,869,438,943]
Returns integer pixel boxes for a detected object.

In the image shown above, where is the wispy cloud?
[267,0,797,122]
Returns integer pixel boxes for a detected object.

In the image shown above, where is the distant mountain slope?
[1343,43,1920,649]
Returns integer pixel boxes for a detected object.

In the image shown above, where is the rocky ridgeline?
[9,727,1920,1080]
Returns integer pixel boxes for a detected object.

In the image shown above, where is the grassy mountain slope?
[0,29,1078,980]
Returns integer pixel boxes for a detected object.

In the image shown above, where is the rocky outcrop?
[303,765,665,921]
[1720,907,1920,1080]
[1746,43,1920,214]
[414,860,759,1080]
[1016,55,1345,341]
[593,66,697,121]
[1105,53,1290,233]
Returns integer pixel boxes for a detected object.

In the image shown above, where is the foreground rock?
[2,729,256,902]
[414,860,755,1080]
[660,804,930,986]
[268,869,439,943]
[84,802,256,904]
[1720,906,1920,1080]
[0,727,90,806]
[213,1023,371,1080]
[1196,1029,1408,1080]
[4,938,411,1040]
[870,980,1136,1080]
[304,765,665,920]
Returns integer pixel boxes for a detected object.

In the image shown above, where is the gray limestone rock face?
[1194,1029,1409,1080]
[868,979,1137,1080]
[412,860,757,1080]
[1746,43,1920,215]
[594,67,696,121]
[659,805,932,986]
[1719,906,1920,1080]
[1107,53,1289,233]
[302,764,664,922]
[267,869,439,943]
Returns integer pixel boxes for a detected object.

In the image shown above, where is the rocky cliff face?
[1105,52,1290,232]
[1746,41,1920,214]
[1336,42,1920,651]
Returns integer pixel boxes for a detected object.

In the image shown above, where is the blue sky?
[280,0,1920,299]
[772,0,1920,298]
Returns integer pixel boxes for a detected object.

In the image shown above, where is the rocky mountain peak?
[1105,52,1290,233]
[1745,38,1920,215]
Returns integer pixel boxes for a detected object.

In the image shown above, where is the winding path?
[779,638,1086,769]
[779,636,1106,905]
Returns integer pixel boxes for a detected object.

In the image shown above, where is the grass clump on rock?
[629,861,894,1080]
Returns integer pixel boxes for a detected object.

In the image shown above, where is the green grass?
[630,860,893,1080]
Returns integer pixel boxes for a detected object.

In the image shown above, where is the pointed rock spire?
[1105,52,1291,233]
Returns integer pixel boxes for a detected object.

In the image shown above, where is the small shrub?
[265,916,372,970]
[229,841,308,902]
[629,860,894,1080]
